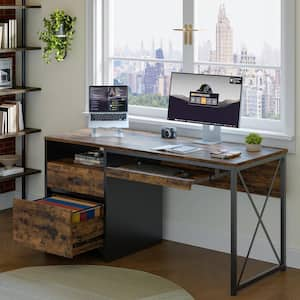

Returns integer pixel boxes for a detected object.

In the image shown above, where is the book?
[2,22,8,48]
[8,19,12,48]
[2,110,7,134]
[0,106,8,133]
[14,19,17,48]
[17,102,24,131]
[210,150,241,159]
[74,151,104,166]
[0,26,3,48]
[0,111,4,134]
[0,103,17,133]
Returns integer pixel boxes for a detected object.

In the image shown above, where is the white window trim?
[86,0,296,152]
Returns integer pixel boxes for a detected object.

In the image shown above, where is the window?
[91,0,295,137]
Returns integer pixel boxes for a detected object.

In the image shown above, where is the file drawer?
[13,198,104,258]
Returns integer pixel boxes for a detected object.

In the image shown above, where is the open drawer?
[47,159,104,198]
[106,162,211,190]
[13,197,104,258]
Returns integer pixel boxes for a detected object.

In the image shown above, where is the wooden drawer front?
[47,161,104,198]
[106,164,195,190]
[13,199,104,258]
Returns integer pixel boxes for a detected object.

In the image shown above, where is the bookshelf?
[0,0,41,198]
[0,46,41,53]
[0,5,41,9]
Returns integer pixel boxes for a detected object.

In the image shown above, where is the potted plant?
[245,133,263,152]
[39,10,76,63]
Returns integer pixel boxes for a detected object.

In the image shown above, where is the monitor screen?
[168,73,243,128]
[89,86,128,113]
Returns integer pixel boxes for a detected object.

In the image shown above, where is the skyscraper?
[155,48,165,77]
[216,3,233,63]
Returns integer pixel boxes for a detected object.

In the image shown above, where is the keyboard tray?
[105,163,211,190]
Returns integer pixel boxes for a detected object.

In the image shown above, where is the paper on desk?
[153,144,203,154]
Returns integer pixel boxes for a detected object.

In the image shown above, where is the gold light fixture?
[173,24,200,45]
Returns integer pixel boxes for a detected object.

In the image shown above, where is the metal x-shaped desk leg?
[230,157,287,296]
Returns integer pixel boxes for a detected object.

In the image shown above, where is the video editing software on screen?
[89,86,128,113]
[168,73,243,128]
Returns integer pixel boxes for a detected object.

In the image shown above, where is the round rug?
[0,265,194,300]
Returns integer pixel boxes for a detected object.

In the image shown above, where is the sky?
[111,0,281,58]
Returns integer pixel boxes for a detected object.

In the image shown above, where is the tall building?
[216,3,233,63]
[144,63,158,94]
[240,47,256,65]
[155,48,165,77]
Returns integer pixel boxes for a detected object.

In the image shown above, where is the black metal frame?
[21,0,27,198]
[230,156,287,296]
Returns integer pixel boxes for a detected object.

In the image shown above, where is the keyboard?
[91,113,127,121]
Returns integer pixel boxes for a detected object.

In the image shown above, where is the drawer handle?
[71,177,82,185]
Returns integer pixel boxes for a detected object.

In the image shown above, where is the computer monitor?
[168,72,243,144]
[88,85,129,136]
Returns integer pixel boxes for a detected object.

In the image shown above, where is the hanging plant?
[39,9,77,64]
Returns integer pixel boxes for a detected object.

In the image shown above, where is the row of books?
[0,102,24,134]
[74,151,104,166]
[0,19,17,49]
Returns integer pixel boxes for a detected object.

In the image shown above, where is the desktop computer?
[168,72,243,144]
[88,85,129,137]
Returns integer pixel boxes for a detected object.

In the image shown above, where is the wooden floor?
[1,209,299,300]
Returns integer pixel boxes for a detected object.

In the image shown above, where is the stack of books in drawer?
[37,196,103,223]
[74,151,104,166]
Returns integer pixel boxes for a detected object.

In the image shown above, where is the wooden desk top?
[46,129,287,169]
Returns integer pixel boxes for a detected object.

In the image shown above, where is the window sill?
[129,115,296,153]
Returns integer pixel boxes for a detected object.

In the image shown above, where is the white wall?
[16,0,300,268]
[25,0,86,198]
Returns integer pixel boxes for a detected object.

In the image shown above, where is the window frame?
[86,0,296,149]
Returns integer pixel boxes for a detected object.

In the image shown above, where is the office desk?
[46,128,287,296]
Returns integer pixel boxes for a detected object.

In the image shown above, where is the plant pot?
[246,143,262,152]
[55,24,66,38]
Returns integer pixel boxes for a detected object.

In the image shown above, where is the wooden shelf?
[0,128,41,140]
[0,5,41,9]
[0,87,41,97]
[0,47,41,53]
[0,168,41,183]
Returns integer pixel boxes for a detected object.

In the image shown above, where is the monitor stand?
[91,128,124,138]
[194,125,222,145]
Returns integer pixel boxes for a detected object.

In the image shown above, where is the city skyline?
[113,2,281,120]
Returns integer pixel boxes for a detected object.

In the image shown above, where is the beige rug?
[0,265,194,299]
